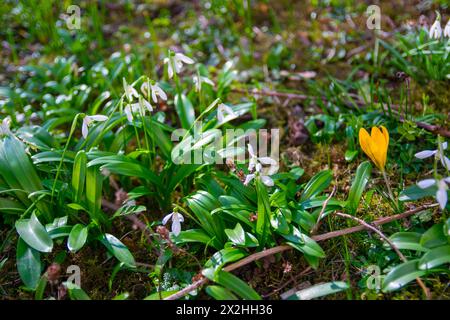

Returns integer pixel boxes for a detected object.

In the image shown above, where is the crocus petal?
[359,128,379,169]
[415,150,437,159]
[261,175,274,187]
[371,126,387,169]
[82,119,89,139]
[243,174,255,186]
[417,179,436,189]
[436,188,448,210]
[162,213,173,225]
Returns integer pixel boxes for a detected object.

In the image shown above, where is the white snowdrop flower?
[415,141,450,170]
[141,81,167,103]
[417,177,450,210]
[429,12,442,39]
[123,78,139,103]
[164,51,195,79]
[124,97,153,122]
[244,144,278,187]
[162,211,184,236]
[82,115,108,139]
[217,103,237,124]
[0,117,12,136]
[193,75,215,92]
[444,19,450,38]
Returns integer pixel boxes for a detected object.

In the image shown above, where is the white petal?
[82,119,89,139]
[247,143,256,158]
[124,105,133,122]
[162,213,173,225]
[436,188,448,210]
[140,82,149,96]
[155,85,167,101]
[417,179,436,189]
[217,108,224,124]
[167,64,174,79]
[243,174,255,186]
[414,150,436,159]
[202,77,214,86]
[172,220,181,236]
[248,158,257,172]
[175,53,194,64]
[444,177,450,183]
[258,157,277,166]
[143,99,153,112]
[440,156,450,170]
[261,175,274,187]
[255,162,262,173]
[89,115,108,122]
[442,141,448,150]
[176,213,184,222]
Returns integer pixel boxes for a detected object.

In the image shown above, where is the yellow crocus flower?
[359,126,389,171]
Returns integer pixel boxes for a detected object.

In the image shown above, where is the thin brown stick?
[164,203,438,300]
[335,211,431,299]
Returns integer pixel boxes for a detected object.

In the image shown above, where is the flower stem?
[382,170,398,211]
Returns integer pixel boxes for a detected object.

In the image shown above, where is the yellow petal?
[359,128,378,166]
[380,125,389,148]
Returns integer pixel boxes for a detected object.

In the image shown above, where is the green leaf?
[346,161,371,214]
[68,224,88,253]
[284,281,349,300]
[202,269,261,300]
[15,213,53,253]
[16,238,41,289]
[382,260,426,292]
[174,93,195,129]
[388,232,429,252]
[64,282,91,300]
[225,223,246,245]
[344,150,358,162]
[399,184,436,202]
[301,170,332,201]
[206,285,239,300]
[100,233,135,267]
[420,223,447,249]
[419,245,450,270]
[85,166,105,224]
[255,178,271,248]
[205,248,247,271]
[72,150,87,203]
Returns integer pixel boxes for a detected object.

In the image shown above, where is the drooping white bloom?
[124,97,153,122]
[193,75,215,92]
[415,141,450,170]
[164,51,195,79]
[217,103,237,124]
[444,19,450,38]
[244,144,278,187]
[0,117,11,136]
[417,177,450,210]
[123,78,139,103]
[162,211,184,236]
[429,12,442,39]
[82,115,108,139]
[141,81,167,104]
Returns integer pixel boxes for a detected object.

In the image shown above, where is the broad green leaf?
[301,170,332,201]
[418,245,450,270]
[399,184,436,202]
[72,150,87,203]
[85,166,105,224]
[346,161,371,214]
[15,213,53,253]
[206,285,239,300]
[203,269,261,300]
[420,223,447,249]
[225,223,245,245]
[284,281,349,300]
[205,248,247,271]
[388,232,429,252]
[174,93,195,129]
[382,260,426,292]
[100,233,135,267]
[64,282,91,300]
[16,238,41,289]
[68,224,88,253]
[256,178,271,248]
